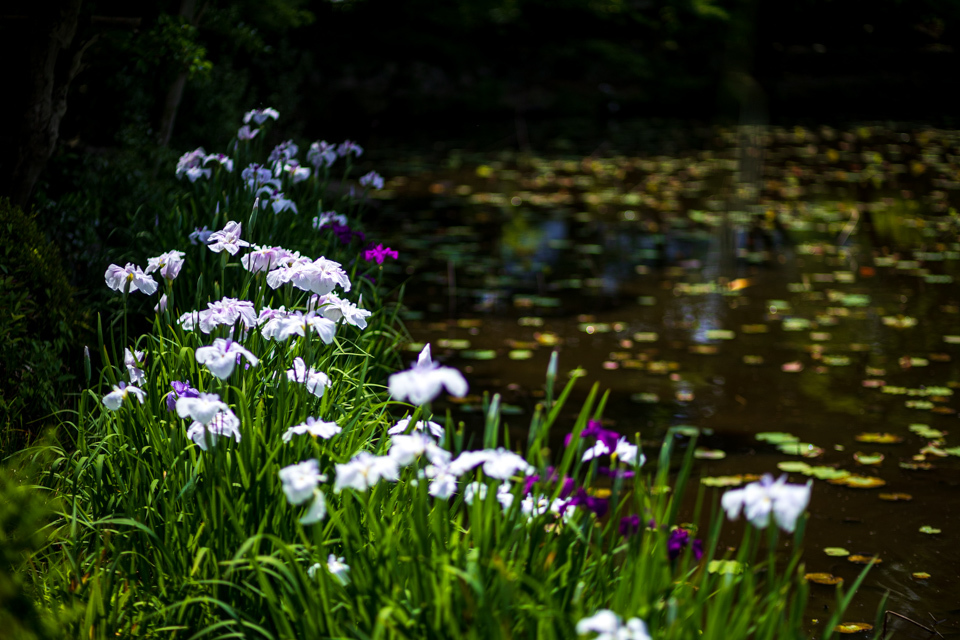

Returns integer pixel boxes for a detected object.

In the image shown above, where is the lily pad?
[823,547,850,557]
[847,555,882,565]
[829,475,886,489]
[508,349,534,360]
[854,432,903,444]
[708,560,744,575]
[706,329,736,340]
[834,623,873,634]
[807,467,851,480]
[911,572,931,580]
[777,461,812,474]
[805,572,844,585]
[919,525,941,534]
[694,448,726,460]
[777,442,824,458]
[756,432,800,444]
[853,452,884,465]
[878,492,913,501]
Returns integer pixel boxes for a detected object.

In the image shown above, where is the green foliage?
[0,465,74,639]
[0,199,77,450]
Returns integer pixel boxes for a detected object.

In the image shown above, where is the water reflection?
[377,125,960,632]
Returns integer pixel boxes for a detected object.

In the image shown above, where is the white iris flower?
[286,357,331,398]
[102,382,146,410]
[104,263,158,295]
[333,452,400,493]
[721,473,812,533]
[195,338,258,379]
[278,459,326,505]
[282,417,341,442]
[388,344,468,405]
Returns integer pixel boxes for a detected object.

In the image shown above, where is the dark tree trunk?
[0,0,90,208]
[156,0,198,148]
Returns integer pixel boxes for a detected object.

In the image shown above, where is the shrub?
[0,199,77,451]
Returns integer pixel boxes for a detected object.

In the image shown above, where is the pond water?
[370,125,960,635]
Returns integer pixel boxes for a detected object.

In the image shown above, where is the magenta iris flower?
[364,243,399,264]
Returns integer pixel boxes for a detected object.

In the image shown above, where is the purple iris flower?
[620,515,642,538]
[667,528,704,561]
[564,419,620,452]
[561,488,609,518]
[523,468,576,498]
[597,467,636,479]
[167,380,200,412]
[330,223,365,245]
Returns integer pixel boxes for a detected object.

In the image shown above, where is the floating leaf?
[743,355,764,365]
[808,467,851,480]
[878,492,912,501]
[632,332,658,342]
[911,572,931,580]
[708,560,743,575]
[694,448,726,460]
[899,461,934,470]
[829,475,886,489]
[919,526,941,534]
[701,474,761,487]
[805,573,844,585]
[834,623,873,634]
[853,452,884,465]
[756,432,800,444]
[534,332,561,346]
[781,361,804,372]
[741,324,769,334]
[777,461,812,474]
[909,424,945,439]
[461,350,497,360]
[855,432,903,444]
[672,425,700,437]
[567,367,588,378]
[824,547,850,557]
[847,555,882,565]
[630,393,660,404]
[777,442,824,458]
[508,350,533,360]
[706,329,736,340]
[437,339,470,351]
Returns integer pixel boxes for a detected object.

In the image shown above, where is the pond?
[369,124,960,635]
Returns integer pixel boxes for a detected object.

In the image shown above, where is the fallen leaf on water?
[805,573,844,585]
[847,555,882,565]
[834,622,873,634]
[911,572,931,580]
[823,547,850,557]
[919,525,941,534]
